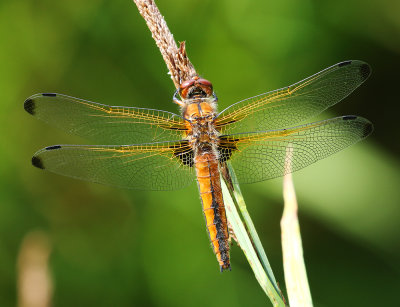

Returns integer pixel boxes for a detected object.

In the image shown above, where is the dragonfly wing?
[218,116,373,184]
[24,93,186,144]
[216,61,371,134]
[32,140,195,190]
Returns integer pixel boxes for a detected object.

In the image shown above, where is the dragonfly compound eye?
[179,77,214,99]
[196,78,213,97]
[179,79,195,98]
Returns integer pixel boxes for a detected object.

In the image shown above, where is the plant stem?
[132,0,197,89]
[132,1,290,305]
[221,163,286,306]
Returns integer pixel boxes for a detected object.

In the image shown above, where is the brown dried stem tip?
[133,0,198,89]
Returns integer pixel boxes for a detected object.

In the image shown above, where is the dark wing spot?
[171,142,194,167]
[42,93,57,97]
[218,147,234,163]
[32,156,44,169]
[46,145,62,150]
[359,63,371,80]
[362,122,374,138]
[343,115,358,120]
[218,137,239,163]
[24,98,35,115]
[338,60,352,67]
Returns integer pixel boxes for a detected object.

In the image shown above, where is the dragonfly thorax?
[187,114,219,147]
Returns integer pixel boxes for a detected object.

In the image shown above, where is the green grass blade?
[281,168,313,306]
[221,165,286,306]
[225,163,280,290]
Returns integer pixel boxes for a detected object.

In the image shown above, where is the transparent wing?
[24,93,186,144]
[216,61,371,134]
[32,140,195,190]
[219,116,373,184]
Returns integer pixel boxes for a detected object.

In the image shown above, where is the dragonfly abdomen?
[195,152,230,271]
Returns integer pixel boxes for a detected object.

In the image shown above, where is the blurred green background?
[1,0,399,306]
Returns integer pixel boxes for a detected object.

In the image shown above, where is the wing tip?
[362,121,374,138]
[342,115,374,138]
[359,63,371,80]
[337,60,371,81]
[24,93,58,115]
[32,156,44,169]
[31,145,63,169]
[24,98,35,115]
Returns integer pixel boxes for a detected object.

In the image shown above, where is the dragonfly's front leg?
[173,90,185,107]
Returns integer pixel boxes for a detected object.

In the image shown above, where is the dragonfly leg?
[172,90,185,107]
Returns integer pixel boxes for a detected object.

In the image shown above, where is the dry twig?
[133,0,197,89]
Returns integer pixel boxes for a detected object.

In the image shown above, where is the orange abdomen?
[195,152,230,271]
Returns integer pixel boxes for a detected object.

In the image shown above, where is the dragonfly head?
[180,76,214,100]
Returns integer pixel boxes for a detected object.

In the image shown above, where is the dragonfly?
[24,60,373,271]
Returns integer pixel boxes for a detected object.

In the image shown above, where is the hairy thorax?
[183,100,220,155]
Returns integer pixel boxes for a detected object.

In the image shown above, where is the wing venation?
[24,93,186,144]
[33,140,196,190]
[216,61,371,134]
[218,116,373,183]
